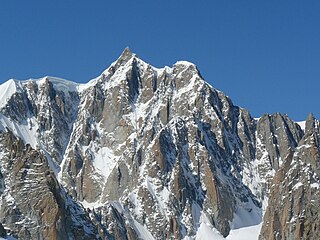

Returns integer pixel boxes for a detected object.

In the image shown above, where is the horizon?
[0,46,317,122]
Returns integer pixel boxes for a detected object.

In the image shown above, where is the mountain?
[0,48,318,240]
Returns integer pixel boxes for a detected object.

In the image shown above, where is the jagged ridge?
[0,48,317,240]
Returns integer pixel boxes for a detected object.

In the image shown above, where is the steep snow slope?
[0,80,20,109]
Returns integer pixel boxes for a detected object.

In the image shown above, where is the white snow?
[131,219,156,240]
[145,177,170,216]
[175,61,196,67]
[0,114,39,149]
[0,79,19,109]
[32,75,99,93]
[311,182,320,189]
[182,203,226,240]
[76,77,98,92]
[226,223,262,240]
[128,191,143,216]
[80,199,103,210]
[91,146,118,181]
[1,76,94,97]
[100,55,137,91]
[0,52,277,240]
[36,76,79,93]
[293,182,303,190]
[230,198,262,230]
[195,222,225,240]
[296,121,306,131]
[109,201,156,240]
[183,204,225,240]
[173,74,199,104]
[227,195,262,240]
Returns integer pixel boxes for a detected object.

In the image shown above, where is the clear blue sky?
[0,1,319,120]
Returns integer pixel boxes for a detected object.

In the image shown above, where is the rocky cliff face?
[259,113,320,240]
[0,48,317,239]
[0,131,98,239]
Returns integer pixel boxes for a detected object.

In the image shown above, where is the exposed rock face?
[0,48,317,239]
[0,131,98,239]
[58,49,267,238]
[245,113,304,208]
[259,113,320,240]
[0,77,79,170]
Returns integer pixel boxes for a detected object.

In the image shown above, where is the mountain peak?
[0,79,20,110]
[100,47,136,78]
[305,112,316,133]
[1,48,320,240]
[118,47,134,62]
[107,47,136,71]
[122,46,132,56]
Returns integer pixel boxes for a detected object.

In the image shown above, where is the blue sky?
[0,1,319,120]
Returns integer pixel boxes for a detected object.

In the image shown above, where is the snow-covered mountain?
[0,48,318,240]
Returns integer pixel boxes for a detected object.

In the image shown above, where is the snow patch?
[296,121,306,131]
[145,177,170,216]
[80,199,103,210]
[131,219,156,240]
[184,204,225,240]
[195,222,225,240]
[230,203,262,230]
[91,146,118,181]
[0,114,39,149]
[182,203,225,240]
[37,76,79,93]
[0,79,19,109]
[293,182,303,190]
[226,223,262,240]
[175,61,196,67]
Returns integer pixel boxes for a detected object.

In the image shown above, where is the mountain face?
[0,48,317,239]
